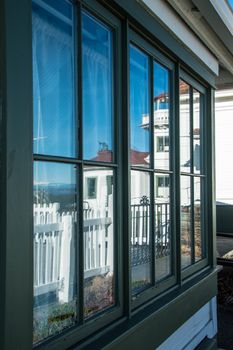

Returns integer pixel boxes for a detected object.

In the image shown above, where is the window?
[32,0,120,345]
[86,177,97,199]
[179,77,206,275]
[156,175,170,197]
[26,0,212,348]
[129,35,175,304]
[157,136,169,152]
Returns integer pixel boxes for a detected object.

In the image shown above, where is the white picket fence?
[33,201,113,303]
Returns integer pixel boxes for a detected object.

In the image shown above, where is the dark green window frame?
[32,0,123,348]
[0,0,217,349]
[179,70,208,280]
[128,29,177,309]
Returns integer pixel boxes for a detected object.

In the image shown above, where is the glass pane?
[181,175,192,268]
[33,162,77,345]
[82,12,113,161]
[83,167,114,317]
[131,171,151,295]
[194,177,203,261]
[33,0,76,157]
[130,45,150,167]
[193,90,201,174]
[154,62,170,170]
[154,174,171,280]
[180,80,190,172]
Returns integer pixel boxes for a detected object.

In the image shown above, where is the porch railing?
[131,198,170,266]
[34,197,170,302]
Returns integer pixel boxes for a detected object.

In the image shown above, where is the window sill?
[71,266,220,350]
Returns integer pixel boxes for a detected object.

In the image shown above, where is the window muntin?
[82,12,114,162]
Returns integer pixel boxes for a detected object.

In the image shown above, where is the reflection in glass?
[180,80,190,172]
[130,45,150,167]
[83,167,114,317]
[194,177,202,262]
[131,171,151,295]
[217,236,233,260]
[82,12,113,161]
[33,1,76,157]
[155,174,171,280]
[193,90,201,174]
[33,162,77,345]
[154,62,170,170]
[181,176,192,268]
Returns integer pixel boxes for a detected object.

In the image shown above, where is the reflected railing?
[131,197,170,267]
[34,197,170,301]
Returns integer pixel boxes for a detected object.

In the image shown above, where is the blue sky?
[130,45,169,153]
[33,2,169,184]
[228,0,233,9]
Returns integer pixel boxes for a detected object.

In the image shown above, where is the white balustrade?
[33,202,113,303]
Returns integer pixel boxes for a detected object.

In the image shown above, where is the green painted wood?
[0,0,33,349]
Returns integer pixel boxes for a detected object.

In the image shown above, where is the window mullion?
[175,66,181,285]
[150,57,156,286]
[77,1,84,324]
[122,18,132,317]
[190,89,195,264]
[190,87,194,173]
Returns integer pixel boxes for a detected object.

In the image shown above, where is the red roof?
[130,149,149,165]
[154,81,188,101]
[154,92,169,101]
[91,150,112,162]
[92,149,149,165]
[179,80,189,93]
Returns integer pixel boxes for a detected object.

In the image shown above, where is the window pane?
[131,171,151,295]
[83,167,114,317]
[180,80,190,172]
[155,174,171,280]
[154,62,170,170]
[130,45,150,167]
[33,1,76,157]
[194,177,203,261]
[82,12,113,161]
[181,175,192,268]
[193,90,201,174]
[33,162,77,345]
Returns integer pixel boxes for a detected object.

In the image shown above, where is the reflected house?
[33,147,153,316]
[141,92,170,199]
[139,84,202,274]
